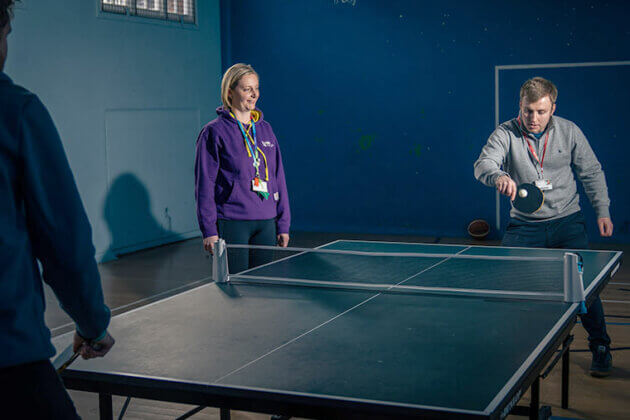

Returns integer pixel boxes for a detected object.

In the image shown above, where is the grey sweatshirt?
[474,115,610,222]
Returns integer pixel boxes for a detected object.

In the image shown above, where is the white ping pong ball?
[518,189,528,198]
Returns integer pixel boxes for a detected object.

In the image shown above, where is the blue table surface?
[52,241,621,415]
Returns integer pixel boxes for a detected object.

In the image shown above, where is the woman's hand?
[277,233,290,247]
[203,235,219,254]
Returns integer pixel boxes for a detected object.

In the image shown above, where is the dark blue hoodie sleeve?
[19,96,110,339]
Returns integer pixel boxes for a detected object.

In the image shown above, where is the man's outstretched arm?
[19,95,113,352]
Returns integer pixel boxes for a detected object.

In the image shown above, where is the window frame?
[99,0,197,27]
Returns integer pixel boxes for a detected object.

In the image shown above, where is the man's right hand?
[73,331,115,360]
[203,235,219,254]
[496,175,517,201]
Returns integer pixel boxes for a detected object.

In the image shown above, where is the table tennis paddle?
[512,183,544,213]
[56,349,81,373]
[54,341,104,373]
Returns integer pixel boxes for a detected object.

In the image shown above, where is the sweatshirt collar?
[0,71,11,84]
[217,106,263,124]
[516,115,555,139]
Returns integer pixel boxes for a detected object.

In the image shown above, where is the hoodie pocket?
[224,176,254,205]
[215,177,234,204]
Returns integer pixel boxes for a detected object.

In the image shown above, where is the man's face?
[519,95,556,134]
[0,22,10,72]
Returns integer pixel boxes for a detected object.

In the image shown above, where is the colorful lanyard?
[517,116,549,178]
[231,113,269,181]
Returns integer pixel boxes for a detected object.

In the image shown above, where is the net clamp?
[212,239,230,283]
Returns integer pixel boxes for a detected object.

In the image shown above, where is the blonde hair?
[221,63,259,109]
[520,77,558,104]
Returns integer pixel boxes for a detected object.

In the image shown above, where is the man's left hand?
[277,233,290,247]
[598,217,613,237]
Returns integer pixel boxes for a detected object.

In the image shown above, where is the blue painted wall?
[6,0,222,259]
[222,0,630,243]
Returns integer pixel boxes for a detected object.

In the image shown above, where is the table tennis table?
[52,240,622,420]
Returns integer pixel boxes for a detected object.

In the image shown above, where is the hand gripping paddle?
[54,341,104,373]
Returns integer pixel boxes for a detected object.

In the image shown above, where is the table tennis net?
[212,241,585,305]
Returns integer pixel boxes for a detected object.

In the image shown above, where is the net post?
[212,239,230,283]
[563,252,585,309]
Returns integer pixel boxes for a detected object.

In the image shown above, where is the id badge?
[534,179,553,191]
[252,178,268,193]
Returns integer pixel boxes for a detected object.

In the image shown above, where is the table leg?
[99,393,113,420]
[562,335,571,408]
[529,377,540,420]
[220,408,231,420]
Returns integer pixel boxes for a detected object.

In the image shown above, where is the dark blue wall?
[221,0,630,243]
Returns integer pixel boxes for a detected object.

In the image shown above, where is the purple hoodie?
[195,106,291,238]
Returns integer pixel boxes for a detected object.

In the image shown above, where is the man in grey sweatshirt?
[474,77,614,377]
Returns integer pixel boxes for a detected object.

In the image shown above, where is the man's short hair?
[1,0,16,29]
[520,77,558,104]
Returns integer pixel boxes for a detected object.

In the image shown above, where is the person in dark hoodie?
[195,63,291,273]
[0,1,114,418]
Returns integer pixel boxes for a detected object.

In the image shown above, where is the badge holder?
[251,159,269,200]
[252,176,269,199]
[534,179,553,191]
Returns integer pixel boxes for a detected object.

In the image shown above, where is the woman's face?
[229,73,259,112]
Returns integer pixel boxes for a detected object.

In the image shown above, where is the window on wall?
[101,0,196,23]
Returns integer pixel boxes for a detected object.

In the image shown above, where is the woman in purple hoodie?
[195,63,291,273]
